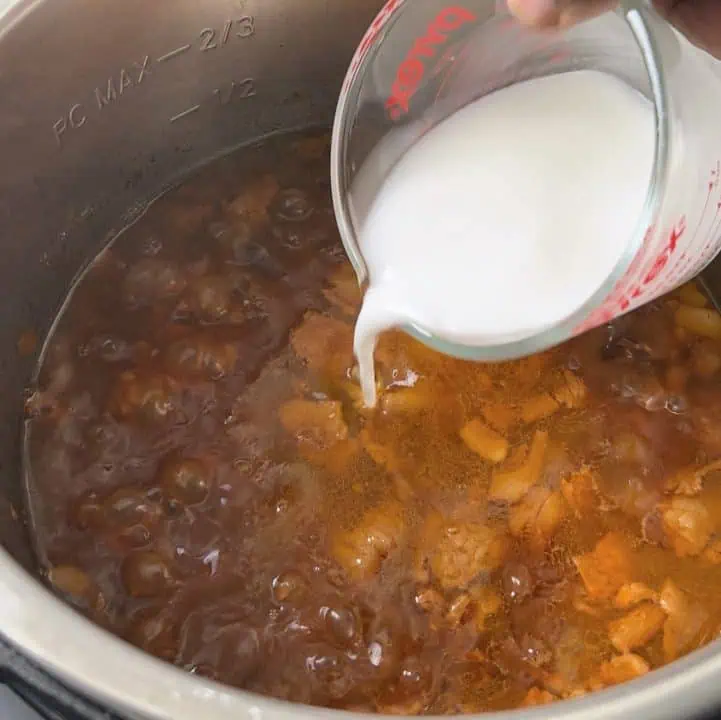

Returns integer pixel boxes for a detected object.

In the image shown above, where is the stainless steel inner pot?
[2,0,721,718]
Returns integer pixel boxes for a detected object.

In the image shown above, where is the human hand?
[507,0,721,58]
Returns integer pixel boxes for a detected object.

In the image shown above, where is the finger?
[506,0,561,28]
[507,0,616,29]
[558,0,618,28]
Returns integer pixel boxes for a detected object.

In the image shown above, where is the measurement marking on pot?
[50,15,255,148]
[199,16,255,51]
[170,105,201,123]
[214,78,256,105]
[221,20,233,45]
[95,56,152,110]
[52,104,87,145]
[168,78,256,122]
[52,56,152,146]
[157,44,192,63]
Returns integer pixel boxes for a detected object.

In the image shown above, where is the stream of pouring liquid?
[351,69,656,407]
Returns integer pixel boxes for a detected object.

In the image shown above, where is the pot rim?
[2,543,721,720]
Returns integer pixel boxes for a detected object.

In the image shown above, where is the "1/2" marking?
[169,79,256,124]
[213,78,256,105]
[169,104,202,123]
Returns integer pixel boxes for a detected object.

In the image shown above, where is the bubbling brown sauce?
[24,129,721,713]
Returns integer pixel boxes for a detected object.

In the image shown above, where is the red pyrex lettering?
[609,219,685,314]
[628,217,686,299]
[386,6,477,120]
[574,217,686,334]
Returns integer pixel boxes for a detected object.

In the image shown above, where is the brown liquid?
[24,128,721,713]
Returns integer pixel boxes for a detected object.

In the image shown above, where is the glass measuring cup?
[331,0,721,361]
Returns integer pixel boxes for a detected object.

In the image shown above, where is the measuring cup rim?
[329,0,669,361]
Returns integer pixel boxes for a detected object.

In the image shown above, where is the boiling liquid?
[354,70,655,405]
[27,126,721,713]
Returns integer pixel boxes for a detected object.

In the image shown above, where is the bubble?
[271,188,314,222]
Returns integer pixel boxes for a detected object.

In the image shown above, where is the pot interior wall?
[0,0,382,571]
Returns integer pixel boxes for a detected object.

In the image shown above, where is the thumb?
[507,0,617,28]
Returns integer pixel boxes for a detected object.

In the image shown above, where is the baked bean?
[323,605,360,648]
[121,551,176,597]
[123,259,186,306]
[188,275,234,322]
[104,487,164,529]
[71,491,105,530]
[158,455,212,506]
[165,335,238,380]
[271,570,307,604]
[48,566,95,602]
[110,371,179,423]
